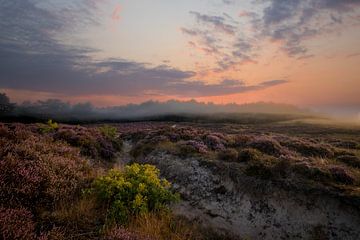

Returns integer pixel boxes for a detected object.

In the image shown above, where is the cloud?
[182,11,258,70]
[347,52,360,58]
[222,0,235,5]
[112,4,121,21]
[260,80,289,87]
[181,27,221,56]
[189,11,237,35]
[165,79,288,97]
[0,0,287,98]
[252,0,360,57]
[183,0,360,63]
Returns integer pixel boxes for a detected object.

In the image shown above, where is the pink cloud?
[112,4,121,21]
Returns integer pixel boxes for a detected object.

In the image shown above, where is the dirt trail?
[115,141,133,168]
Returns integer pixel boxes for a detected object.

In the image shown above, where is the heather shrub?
[292,162,332,182]
[271,158,292,179]
[247,136,283,157]
[0,207,36,240]
[332,140,359,149]
[54,127,98,157]
[175,141,202,158]
[243,154,277,179]
[233,135,254,147]
[245,163,273,180]
[218,148,238,162]
[336,155,360,168]
[333,149,356,158]
[41,228,66,240]
[54,125,122,161]
[184,140,209,154]
[329,166,355,185]
[0,124,91,209]
[104,227,152,240]
[203,134,226,151]
[89,164,179,224]
[283,139,334,158]
[238,148,262,162]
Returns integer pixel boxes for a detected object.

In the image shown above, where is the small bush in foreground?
[0,207,36,240]
[89,164,179,224]
[0,124,91,209]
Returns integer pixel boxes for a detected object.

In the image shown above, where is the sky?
[0,0,360,116]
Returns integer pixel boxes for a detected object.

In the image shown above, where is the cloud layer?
[0,0,288,98]
[182,0,360,66]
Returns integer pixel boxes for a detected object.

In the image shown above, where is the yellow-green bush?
[38,119,59,133]
[99,125,118,140]
[89,164,179,224]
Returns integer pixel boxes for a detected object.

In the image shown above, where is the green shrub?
[99,125,123,152]
[99,125,118,140]
[38,119,59,133]
[89,164,179,224]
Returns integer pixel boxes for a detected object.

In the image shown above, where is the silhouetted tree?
[0,93,15,115]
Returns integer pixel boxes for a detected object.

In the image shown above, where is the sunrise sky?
[0,0,360,116]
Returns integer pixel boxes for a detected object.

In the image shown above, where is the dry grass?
[127,211,204,240]
[41,196,103,239]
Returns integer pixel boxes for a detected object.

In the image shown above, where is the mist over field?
[3,92,360,124]
[1,94,310,120]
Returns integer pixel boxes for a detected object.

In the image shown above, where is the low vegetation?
[1,120,360,239]
[53,124,123,162]
[89,164,179,224]
[127,123,360,205]
[0,122,201,240]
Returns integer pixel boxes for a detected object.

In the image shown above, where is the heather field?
[1,118,360,239]
[2,0,360,239]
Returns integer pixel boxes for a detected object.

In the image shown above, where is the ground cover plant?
[0,123,93,239]
[53,124,123,162]
[127,122,360,205]
[89,163,179,224]
[0,122,201,240]
[1,120,360,239]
